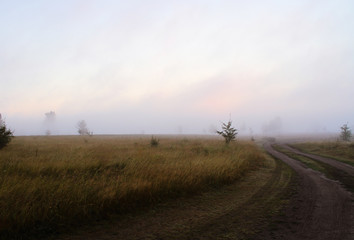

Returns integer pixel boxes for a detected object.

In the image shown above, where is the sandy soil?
[261,143,354,240]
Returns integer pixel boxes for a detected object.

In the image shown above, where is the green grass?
[273,144,354,193]
[272,145,326,173]
[0,136,265,238]
[290,141,354,166]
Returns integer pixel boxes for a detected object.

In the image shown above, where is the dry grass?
[291,141,354,166]
[0,135,265,238]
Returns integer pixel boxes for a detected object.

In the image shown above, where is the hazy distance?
[1,1,353,136]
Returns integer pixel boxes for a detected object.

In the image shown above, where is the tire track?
[185,156,293,240]
[276,143,354,193]
[263,143,354,240]
[280,144,354,176]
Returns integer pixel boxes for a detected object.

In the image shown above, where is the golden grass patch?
[0,136,265,237]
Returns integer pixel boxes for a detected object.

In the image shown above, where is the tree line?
[0,112,352,150]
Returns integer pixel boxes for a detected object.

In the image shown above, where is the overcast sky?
[1,0,353,135]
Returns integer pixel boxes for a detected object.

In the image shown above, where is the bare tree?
[77,120,92,136]
[340,123,352,142]
[217,120,237,144]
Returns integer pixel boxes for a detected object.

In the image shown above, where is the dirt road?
[263,143,354,240]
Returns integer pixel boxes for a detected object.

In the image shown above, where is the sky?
[1,0,353,136]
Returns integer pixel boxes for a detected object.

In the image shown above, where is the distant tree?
[45,111,56,122]
[0,114,14,149]
[77,120,92,136]
[217,120,238,144]
[44,111,56,135]
[340,123,352,142]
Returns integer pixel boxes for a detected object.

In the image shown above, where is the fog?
[1,1,353,136]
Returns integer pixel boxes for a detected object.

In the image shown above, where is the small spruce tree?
[217,120,238,144]
[340,123,352,142]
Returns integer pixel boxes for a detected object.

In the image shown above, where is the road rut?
[263,143,354,240]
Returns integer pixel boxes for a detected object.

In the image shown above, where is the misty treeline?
[262,117,282,135]
[43,111,93,136]
[0,111,353,146]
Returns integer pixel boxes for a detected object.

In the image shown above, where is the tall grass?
[0,136,265,237]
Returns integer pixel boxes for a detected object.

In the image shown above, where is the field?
[0,135,266,238]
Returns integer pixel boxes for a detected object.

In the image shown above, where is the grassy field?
[291,141,354,166]
[0,135,265,238]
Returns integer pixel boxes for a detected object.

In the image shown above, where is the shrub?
[0,117,13,149]
[150,136,159,147]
